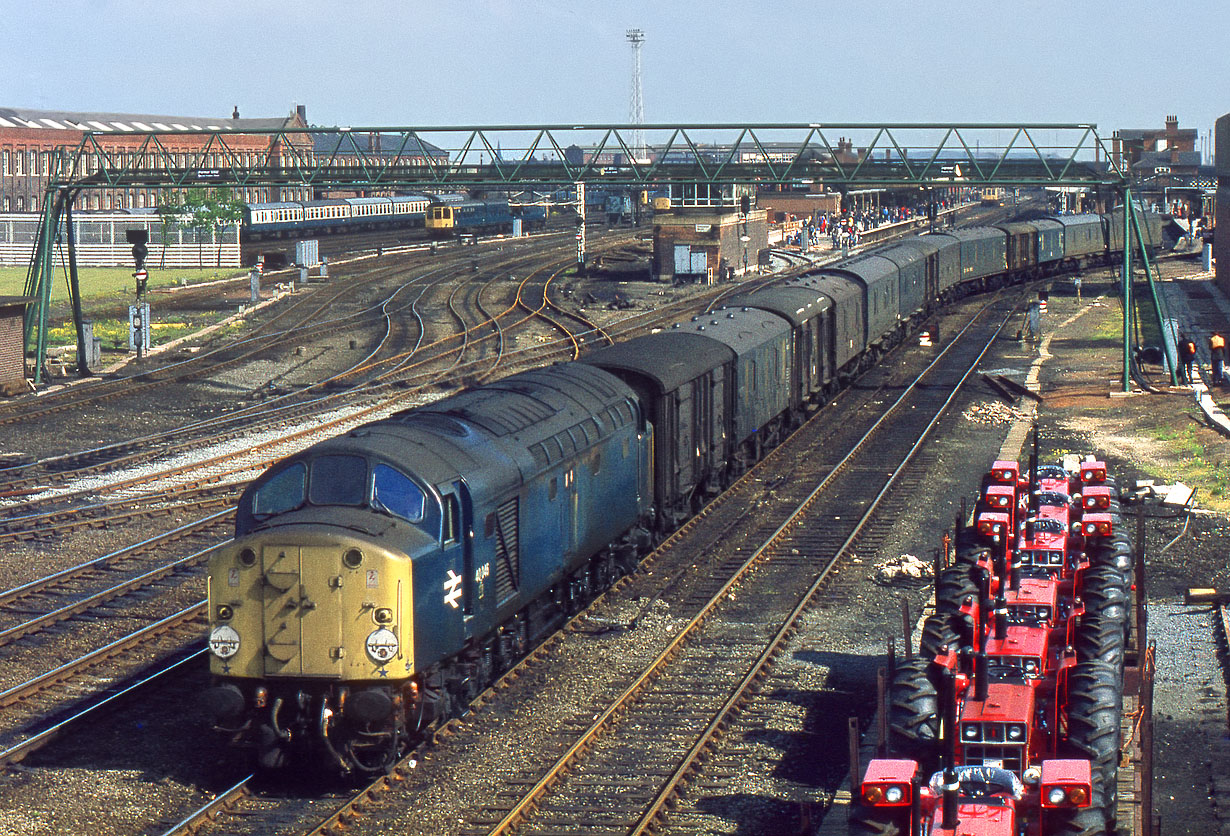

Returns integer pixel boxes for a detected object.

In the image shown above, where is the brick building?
[0,297,33,395]
[653,209,769,283]
[1112,115,1197,171]
[0,104,313,213]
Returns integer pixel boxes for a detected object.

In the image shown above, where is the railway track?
[0,234,807,521]
[151,291,1020,836]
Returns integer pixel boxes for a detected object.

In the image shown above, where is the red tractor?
[855,453,1134,836]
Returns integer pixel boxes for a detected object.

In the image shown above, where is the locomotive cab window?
[371,464,426,522]
[252,462,306,517]
[308,454,367,506]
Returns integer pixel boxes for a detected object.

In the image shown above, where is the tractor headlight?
[1048,787,1068,806]
[1007,723,1026,741]
[209,624,241,659]
[962,723,980,741]
[365,627,399,664]
[884,785,905,804]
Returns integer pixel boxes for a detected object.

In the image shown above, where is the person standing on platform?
[1210,332,1226,386]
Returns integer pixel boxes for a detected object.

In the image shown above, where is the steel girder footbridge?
[24,122,1166,389]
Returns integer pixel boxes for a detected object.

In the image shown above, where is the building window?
[16,197,24,212]
[1,149,7,175]
[14,150,22,176]
[28,150,36,176]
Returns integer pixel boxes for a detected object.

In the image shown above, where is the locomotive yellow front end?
[204,529,420,774]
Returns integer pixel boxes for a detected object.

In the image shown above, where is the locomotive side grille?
[493,498,520,604]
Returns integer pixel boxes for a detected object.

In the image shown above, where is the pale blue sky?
[4,0,1225,150]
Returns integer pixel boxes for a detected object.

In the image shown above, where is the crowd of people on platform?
[782,194,964,251]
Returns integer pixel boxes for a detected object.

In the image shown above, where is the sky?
[3,0,1227,154]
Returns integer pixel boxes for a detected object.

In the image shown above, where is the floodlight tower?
[626,28,645,161]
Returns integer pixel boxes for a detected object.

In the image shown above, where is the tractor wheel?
[954,524,982,553]
[1063,660,1123,820]
[920,611,963,659]
[887,657,940,768]
[1081,565,1131,624]
[935,566,978,614]
[1075,615,1127,672]
[1049,804,1109,836]
[1086,541,1133,579]
[848,804,908,836]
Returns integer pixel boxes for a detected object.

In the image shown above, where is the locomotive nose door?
[260,544,343,676]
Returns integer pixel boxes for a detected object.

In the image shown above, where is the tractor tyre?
[953,524,982,553]
[1049,804,1109,836]
[920,612,964,659]
[1086,541,1133,579]
[1081,565,1131,625]
[887,657,940,769]
[935,567,979,615]
[1075,614,1127,672]
[1063,660,1123,821]
[848,803,908,836]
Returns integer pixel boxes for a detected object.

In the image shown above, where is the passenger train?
[242,194,548,243]
[202,207,1163,776]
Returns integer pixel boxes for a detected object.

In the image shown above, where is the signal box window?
[252,462,307,517]
[309,454,367,506]
[371,464,426,522]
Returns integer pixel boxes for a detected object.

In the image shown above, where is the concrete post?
[249,269,261,304]
[321,257,329,278]
[80,319,100,371]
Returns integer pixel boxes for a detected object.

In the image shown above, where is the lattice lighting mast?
[627,28,645,162]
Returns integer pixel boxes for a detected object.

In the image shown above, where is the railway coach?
[242,195,430,241]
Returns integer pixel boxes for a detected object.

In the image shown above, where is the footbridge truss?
[20,123,1160,389]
